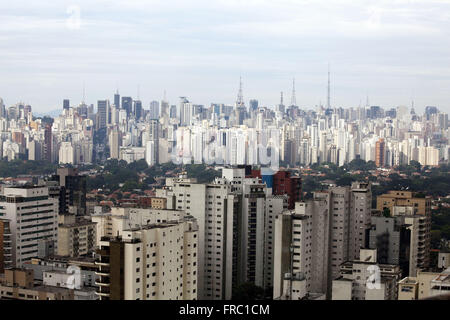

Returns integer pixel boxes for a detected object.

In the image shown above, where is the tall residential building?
[121,97,133,116]
[376,191,431,272]
[249,99,258,112]
[134,100,143,120]
[57,215,97,258]
[95,217,198,300]
[109,127,121,160]
[145,120,159,166]
[97,100,108,129]
[44,123,52,163]
[92,206,185,246]
[155,175,238,300]
[0,219,13,273]
[50,168,87,216]
[63,99,70,110]
[273,182,372,299]
[375,138,385,167]
[149,101,160,120]
[0,186,58,267]
[114,91,120,109]
[156,168,288,300]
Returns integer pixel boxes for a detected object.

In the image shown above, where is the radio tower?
[236,76,244,108]
[327,64,331,109]
[291,77,297,106]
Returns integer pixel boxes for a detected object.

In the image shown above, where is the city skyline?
[1,0,450,113]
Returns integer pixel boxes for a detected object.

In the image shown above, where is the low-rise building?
[0,268,74,300]
[332,249,402,300]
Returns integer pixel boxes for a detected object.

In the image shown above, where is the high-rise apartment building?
[97,100,108,130]
[376,191,431,272]
[375,138,385,167]
[156,168,287,300]
[0,219,13,273]
[0,186,58,267]
[273,182,372,299]
[50,168,87,216]
[95,218,198,300]
[57,215,97,258]
[121,97,133,116]
[43,123,52,163]
[156,174,238,300]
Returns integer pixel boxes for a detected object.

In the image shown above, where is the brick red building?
[250,169,302,209]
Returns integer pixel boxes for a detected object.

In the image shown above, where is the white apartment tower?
[0,186,58,267]
[273,182,372,299]
[96,218,198,300]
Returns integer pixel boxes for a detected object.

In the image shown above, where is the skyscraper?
[44,123,52,162]
[63,99,70,110]
[97,100,108,129]
[134,100,143,120]
[114,90,120,108]
[121,97,133,116]
[0,186,58,267]
[375,138,385,167]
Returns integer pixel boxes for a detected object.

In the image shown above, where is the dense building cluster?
[0,86,449,301]
[0,83,448,168]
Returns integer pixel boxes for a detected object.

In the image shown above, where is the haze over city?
[1,0,450,113]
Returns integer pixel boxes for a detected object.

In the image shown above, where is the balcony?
[95,261,110,267]
[95,292,110,298]
[95,281,110,287]
[95,270,110,277]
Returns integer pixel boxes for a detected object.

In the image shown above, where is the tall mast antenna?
[327,64,331,109]
[291,77,297,106]
[236,76,244,108]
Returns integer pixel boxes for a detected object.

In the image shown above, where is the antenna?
[327,64,331,109]
[280,91,284,105]
[291,77,297,106]
[236,76,244,108]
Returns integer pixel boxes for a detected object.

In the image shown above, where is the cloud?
[0,0,449,112]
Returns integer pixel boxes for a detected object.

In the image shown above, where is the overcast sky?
[1,0,450,113]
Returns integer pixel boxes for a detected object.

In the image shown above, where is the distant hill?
[33,109,62,118]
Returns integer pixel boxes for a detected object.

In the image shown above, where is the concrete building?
[95,217,198,300]
[57,215,97,258]
[376,191,431,272]
[0,268,74,300]
[0,186,58,267]
[331,249,402,300]
[42,269,98,300]
[156,174,238,300]
[92,207,185,246]
[273,182,372,299]
[156,168,287,299]
[0,219,13,273]
[398,266,450,300]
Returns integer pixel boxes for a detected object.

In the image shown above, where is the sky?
[1,0,450,113]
